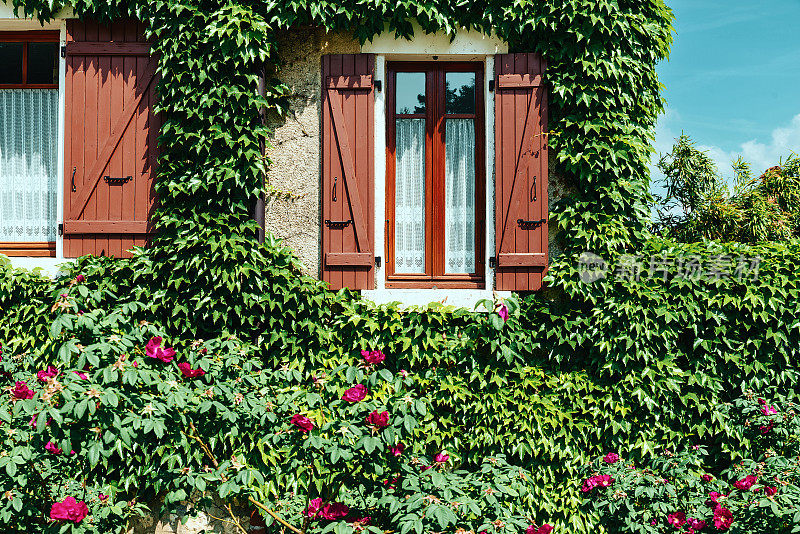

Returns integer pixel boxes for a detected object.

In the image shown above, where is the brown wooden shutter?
[63,20,159,258]
[322,54,375,290]
[494,53,548,291]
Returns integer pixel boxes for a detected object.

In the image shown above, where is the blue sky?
[654,0,800,183]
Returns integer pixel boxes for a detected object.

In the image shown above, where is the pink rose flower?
[399,369,409,378]
[759,421,774,434]
[713,505,733,530]
[37,366,59,382]
[11,381,34,400]
[761,405,778,416]
[45,441,63,454]
[98,493,108,502]
[706,491,723,506]
[434,452,449,463]
[50,496,89,523]
[667,512,686,528]
[178,362,205,379]
[758,398,766,405]
[146,336,175,363]
[538,526,554,534]
[390,443,405,457]
[495,302,509,322]
[291,414,314,433]
[687,518,706,530]
[765,486,778,497]
[361,349,386,365]
[342,384,368,403]
[603,452,620,464]
[734,474,757,491]
[582,474,614,493]
[701,474,713,482]
[366,410,390,428]
[75,274,85,283]
[526,526,536,534]
[73,371,89,380]
[319,502,349,520]
[304,497,323,518]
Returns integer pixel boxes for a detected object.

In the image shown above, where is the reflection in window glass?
[27,43,59,85]
[0,43,24,85]
[445,72,476,114]
[395,72,425,114]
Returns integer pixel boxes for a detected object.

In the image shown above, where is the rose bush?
[581,394,800,533]
[0,284,546,533]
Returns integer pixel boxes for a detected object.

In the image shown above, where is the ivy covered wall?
[10,0,673,337]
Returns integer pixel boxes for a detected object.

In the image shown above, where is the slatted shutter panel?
[494,53,548,291]
[63,19,159,258]
[322,54,375,290]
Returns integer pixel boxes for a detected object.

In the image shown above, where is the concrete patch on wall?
[264,27,360,278]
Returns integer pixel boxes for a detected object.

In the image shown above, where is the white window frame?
[0,5,71,276]
[361,26,511,309]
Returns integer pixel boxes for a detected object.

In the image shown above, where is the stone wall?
[264,27,361,278]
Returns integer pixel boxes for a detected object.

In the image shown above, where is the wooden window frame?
[0,31,60,89]
[386,61,486,289]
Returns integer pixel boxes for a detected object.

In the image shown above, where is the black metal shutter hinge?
[375,256,381,268]
[58,223,64,236]
[489,256,497,269]
[60,45,66,58]
[488,79,494,92]
[374,79,382,92]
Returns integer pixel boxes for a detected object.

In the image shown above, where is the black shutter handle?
[332,176,337,203]
[531,176,536,202]
[71,167,76,192]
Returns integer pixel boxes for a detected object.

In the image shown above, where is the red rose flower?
[45,441,63,454]
[319,502,349,520]
[366,410,390,428]
[667,512,686,528]
[146,336,176,363]
[11,381,34,400]
[390,443,405,457]
[765,486,778,497]
[434,452,449,463]
[603,452,620,464]
[178,362,205,379]
[713,505,733,531]
[734,474,757,491]
[361,349,386,365]
[37,366,59,382]
[50,496,89,523]
[342,384,368,402]
[291,414,314,433]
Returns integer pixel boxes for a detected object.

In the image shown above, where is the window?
[386,62,485,288]
[0,31,59,257]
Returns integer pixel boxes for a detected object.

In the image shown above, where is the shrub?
[653,135,800,243]
[0,282,543,533]
[581,393,800,533]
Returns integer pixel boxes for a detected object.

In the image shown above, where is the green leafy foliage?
[582,394,800,533]
[654,135,800,243]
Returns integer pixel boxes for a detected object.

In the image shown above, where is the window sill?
[362,288,510,311]
[0,242,56,257]
[2,255,73,278]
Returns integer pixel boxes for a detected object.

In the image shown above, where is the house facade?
[1,4,566,307]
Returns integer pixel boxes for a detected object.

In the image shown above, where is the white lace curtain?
[0,89,59,243]
[444,119,476,274]
[394,118,426,274]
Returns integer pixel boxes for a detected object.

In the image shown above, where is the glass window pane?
[0,43,24,85]
[395,72,425,114]
[445,72,476,114]
[444,119,476,274]
[27,42,59,85]
[394,118,426,274]
[0,89,60,242]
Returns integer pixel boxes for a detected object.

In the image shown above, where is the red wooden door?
[63,19,159,258]
[494,53,548,291]
[322,54,375,290]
